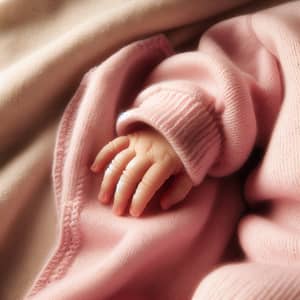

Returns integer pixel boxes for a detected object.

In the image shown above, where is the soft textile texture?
[0,0,296,299]
[1,1,255,299]
[22,1,300,299]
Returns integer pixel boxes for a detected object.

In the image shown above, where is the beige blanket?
[0,0,289,299]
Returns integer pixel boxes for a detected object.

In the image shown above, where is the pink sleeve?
[115,15,282,185]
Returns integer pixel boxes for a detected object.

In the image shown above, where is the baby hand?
[90,126,193,217]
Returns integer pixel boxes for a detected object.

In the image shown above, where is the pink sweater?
[27,2,300,299]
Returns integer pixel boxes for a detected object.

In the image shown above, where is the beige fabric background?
[0,0,290,299]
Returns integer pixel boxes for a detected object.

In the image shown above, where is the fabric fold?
[13,1,300,300]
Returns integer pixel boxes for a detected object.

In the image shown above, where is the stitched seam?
[29,80,85,296]
[28,36,172,297]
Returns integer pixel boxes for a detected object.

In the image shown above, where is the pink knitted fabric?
[26,2,300,299]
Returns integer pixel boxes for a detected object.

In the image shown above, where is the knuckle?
[128,131,138,143]
[144,139,154,153]
[113,159,123,171]
[109,139,118,152]
[161,153,172,164]
[106,158,120,173]
[161,155,174,170]
[140,177,154,191]
[120,168,132,182]
[164,154,181,172]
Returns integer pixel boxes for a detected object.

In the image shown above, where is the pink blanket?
[25,2,300,299]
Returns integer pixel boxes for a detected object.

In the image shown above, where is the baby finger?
[98,148,135,203]
[130,159,175,217]
[113,157,152,216]
[160,172,193,210]
[91,136,129,172]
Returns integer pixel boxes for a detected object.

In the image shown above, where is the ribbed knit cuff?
[115,81,222,185]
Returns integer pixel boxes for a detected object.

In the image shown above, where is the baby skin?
[90,126,193,217]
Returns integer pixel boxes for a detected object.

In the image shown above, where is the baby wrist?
[116,81,223,185]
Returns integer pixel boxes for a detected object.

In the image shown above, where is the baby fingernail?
[130,207,139,217]
[113,205,123,216]
[90,162,98,172]
[99,191,109,203]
